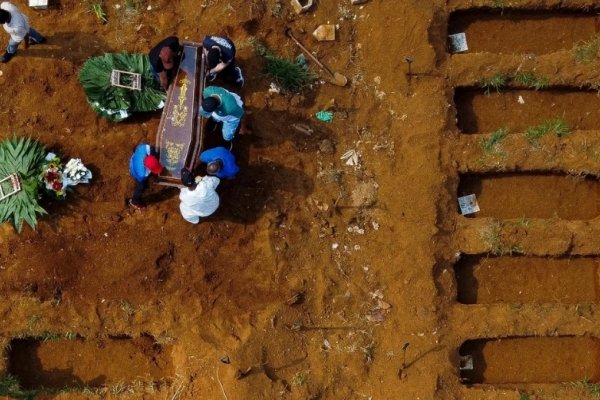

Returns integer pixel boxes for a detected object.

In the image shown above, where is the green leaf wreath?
[0,136,47,232]
[78,52,166,122]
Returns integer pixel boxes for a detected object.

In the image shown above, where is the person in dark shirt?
[149,36,182,89]
[202,35,244,88]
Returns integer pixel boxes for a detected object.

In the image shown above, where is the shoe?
[128,199,146,211]
[1,52,14,63]
[234,66,244,88]
[207,72,217,82]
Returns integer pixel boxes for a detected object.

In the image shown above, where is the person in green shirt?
[199,86,250,141]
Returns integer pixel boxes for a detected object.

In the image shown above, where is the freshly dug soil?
[1,0,600,399]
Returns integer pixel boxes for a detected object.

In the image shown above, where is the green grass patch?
[574,36,600,64]
[0,375,38,400]
[525,118,571,143]
[0,136,47,232]
[573,377,600,395]
[479,73,508,95]
[480,127,507,155]
[88,0,107,23]
[482,223,523,256]
[513,71,549,90]
[251,39,317,93]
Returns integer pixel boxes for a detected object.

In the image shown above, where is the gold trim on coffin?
[170,77,190,127]
[164,141,185,170]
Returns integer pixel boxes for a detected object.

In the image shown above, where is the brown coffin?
[156,41,206,187]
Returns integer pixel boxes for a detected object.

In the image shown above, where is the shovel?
[285,28,348,87]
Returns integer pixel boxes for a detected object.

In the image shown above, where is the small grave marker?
[0,173,21,201]
[290,0,312,14]
[458,194,480,215]
[459,355,473,370]
[28,0,48,9]
[448,32,468,53]
[313,25,336,41]
[110,70,142,91]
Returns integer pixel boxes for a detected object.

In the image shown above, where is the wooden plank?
[155,41,205,187]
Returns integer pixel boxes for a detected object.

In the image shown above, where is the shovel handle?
[285,28,334,77]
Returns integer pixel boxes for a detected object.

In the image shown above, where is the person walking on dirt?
[0,1,46,63]
[178,169,220,224]
[149,36,182,90]
[200,86,251,142]
[202,35,244,88]
[199,146,239,179]
[129,143,164,211]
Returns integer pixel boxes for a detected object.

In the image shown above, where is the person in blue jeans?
[0,1,46,63]
[199,147,239,179]
[200,86,251,142]
[129,143,164,211]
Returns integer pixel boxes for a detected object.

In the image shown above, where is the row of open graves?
[447,3,600,396]
[5,4,600,396]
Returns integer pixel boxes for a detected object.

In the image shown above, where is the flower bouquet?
[39,154,65,199]
[63,158,92,186]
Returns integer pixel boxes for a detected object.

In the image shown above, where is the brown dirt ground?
[1,0,600,399]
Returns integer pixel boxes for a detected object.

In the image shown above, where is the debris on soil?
[288,321,304,331]
[286,291,305,306]
[313,25,336,41]
[315,110,334,122]
[347,225,365,235]
[220,355,231,364]
[291,123,313,135]
[340,149,359,166]
[268,82,281,93]
[290,0,313,14]
[319,138,335,154]
[235,366,253,380]
[350,179,378,208]
[366,309,386,322]
[322,98,336,111]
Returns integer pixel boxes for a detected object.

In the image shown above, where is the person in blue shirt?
[129,143,164,210]
[199,147,239,179]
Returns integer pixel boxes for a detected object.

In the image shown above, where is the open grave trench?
[441,3,600,397]
[2,333,173,392]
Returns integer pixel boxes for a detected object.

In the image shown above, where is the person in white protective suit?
[178,169,220,224]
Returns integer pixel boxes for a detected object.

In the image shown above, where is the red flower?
[52,181,62,191]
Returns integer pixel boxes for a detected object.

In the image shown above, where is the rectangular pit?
[8,335,173,390]
[459,337,600,384]
[448,10,600,54]
[455,255,600,304]
[458,173,600,220]
[455,88,600,134]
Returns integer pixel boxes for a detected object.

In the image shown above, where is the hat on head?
[143,155,163,174]
[159,46,175,69]
[180,167,195,187]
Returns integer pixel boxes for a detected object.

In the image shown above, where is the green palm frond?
[79,52,166,121]
[0,136,47,232]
